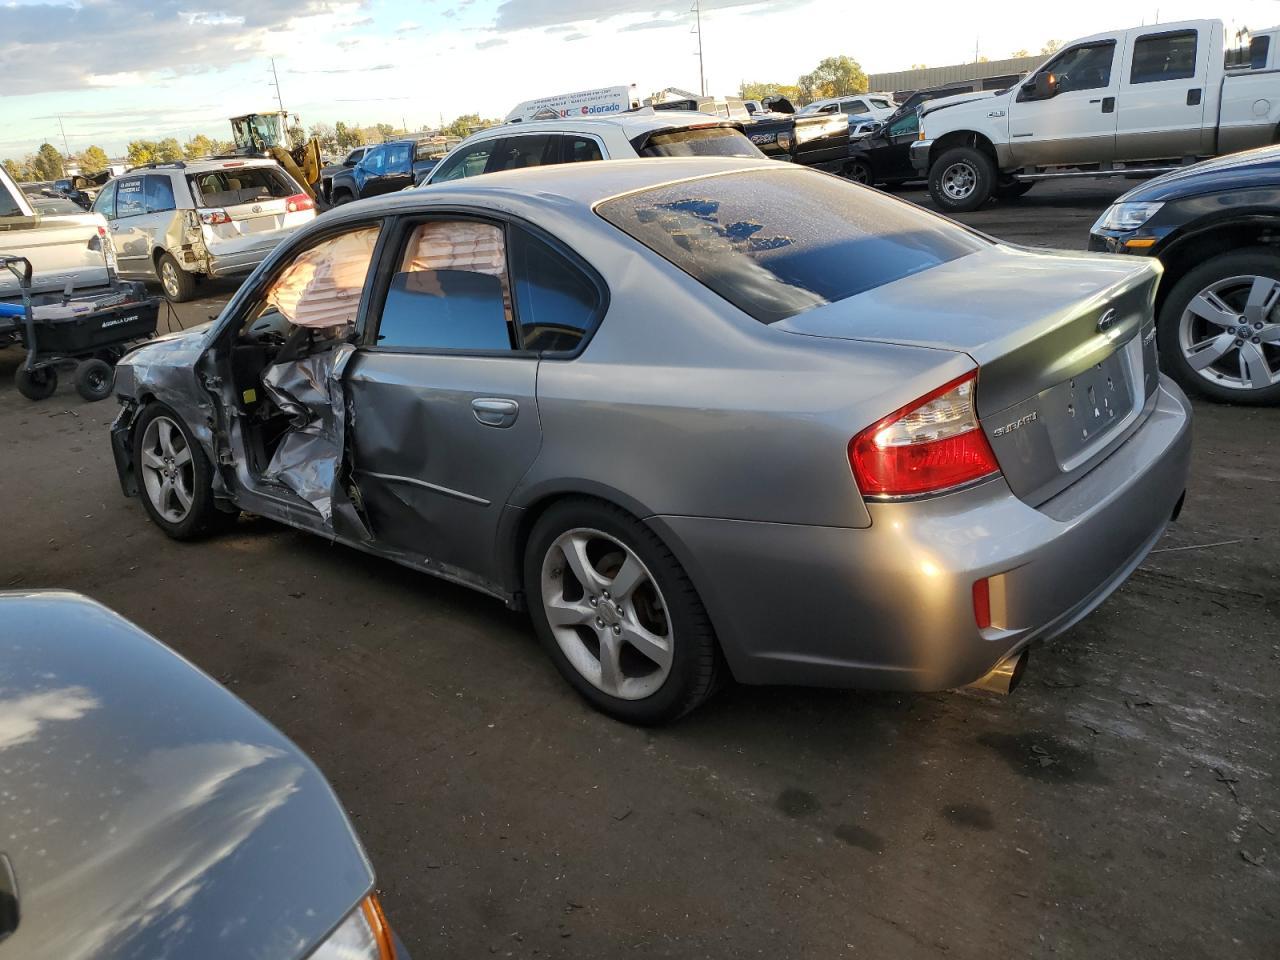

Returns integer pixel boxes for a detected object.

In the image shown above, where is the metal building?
[869,55,1044,97]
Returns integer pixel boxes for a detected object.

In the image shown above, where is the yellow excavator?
[229,112,323,201]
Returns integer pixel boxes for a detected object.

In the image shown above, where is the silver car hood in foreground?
[776,243,1162,415]
[0,591,374,960]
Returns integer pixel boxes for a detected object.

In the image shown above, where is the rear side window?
[144,175,175,213]
[563,136,604,164]
[93,180,116,219]
[598,169,984,325]
[488,135,558,173]
[1,180,23,217]
[189,167,294,207]
[636,127,763,158]
[1251,36,1271,69]
[376,221,514,351]
[1131,31,1198,84]
[510,227,601,353]
[115,177,146,217]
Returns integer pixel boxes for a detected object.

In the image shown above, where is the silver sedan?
[108,158,1192,723]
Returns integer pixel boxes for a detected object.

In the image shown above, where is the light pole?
[692,0,706,96]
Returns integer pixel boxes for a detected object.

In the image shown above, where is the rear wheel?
[845,159,873,185]
[15,365,57,401]
[73,358,114,402]
[132,402,238,539]
[157,252,196,303]
[928,146,995,213]
[525,499,723,725]
[1157,248,1280,405]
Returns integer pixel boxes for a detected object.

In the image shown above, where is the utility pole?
[56,116,71,157]
[692,0,706,96]
[270,58,286,115]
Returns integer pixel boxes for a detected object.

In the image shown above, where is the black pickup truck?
[327,140,440,205]
[651,96,848,170]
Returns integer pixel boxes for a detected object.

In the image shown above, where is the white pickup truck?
[909,19,1280,211]
[1,165,114,304]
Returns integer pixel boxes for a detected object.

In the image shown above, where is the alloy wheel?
[161,261,182,300]
[540,528,673,701]
[940,161,977,201]
[1178,274,1280,392]
[140,415,195,523]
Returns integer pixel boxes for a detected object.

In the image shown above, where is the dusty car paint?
[0,591,374,960]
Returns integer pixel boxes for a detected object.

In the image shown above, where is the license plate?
[1042,349,1136,465]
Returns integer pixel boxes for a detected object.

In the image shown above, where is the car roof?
[456,109,738,143]
[330,156,792,222]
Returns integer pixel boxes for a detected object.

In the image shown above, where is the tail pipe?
[965,649,1028,695]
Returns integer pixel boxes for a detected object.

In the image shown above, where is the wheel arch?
[929,130,999,169]
[1152,215,1280,315]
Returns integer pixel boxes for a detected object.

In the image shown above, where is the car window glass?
[638,127,763,158]
[510,227,601,353]
[1131,31,1198,83]
[487,135,557,174]
[563,136,604,163]
[1,180,23,217]
[115,177,146,217]
[888,112,919,137]
[841,101,863,114]
[144,175,175,214]
[386,143,411,171]
[189,167,293,207]
[93,180,117,219]
[599,168,984,325]
[265,225,381,332]
[1252,36,1271,69]
[432,142,495,182]
[1039,41,1116,93]
[363,147,386,174]
[376,221,515,351]
[870,98,892,109]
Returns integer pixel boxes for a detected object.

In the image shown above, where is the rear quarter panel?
[1218,71,1280,154]
[520,219,974,528]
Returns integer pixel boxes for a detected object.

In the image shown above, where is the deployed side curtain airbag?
[266,227,380,331]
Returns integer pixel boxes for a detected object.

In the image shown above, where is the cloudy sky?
[1,0,1275,159]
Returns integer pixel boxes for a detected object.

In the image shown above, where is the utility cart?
[1,255,162,402]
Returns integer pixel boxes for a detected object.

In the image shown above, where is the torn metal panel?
[259,344,371,540]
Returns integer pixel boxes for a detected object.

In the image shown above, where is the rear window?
[0,180,22,217]
[188,166,295,207]
[636,127,763,159]
[597,169,984,325]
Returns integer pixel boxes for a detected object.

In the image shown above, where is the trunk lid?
[0,212,112,299]
[188,165,314,255]
[776,245,1163,505]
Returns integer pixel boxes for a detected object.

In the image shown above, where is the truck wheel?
[1157,248,1280,405]
[332,189,355,206]
[845,160,873,185]
[929,146,995,213]
[157,252,196,303]
[73,358,114,402]
[15,365,58,401]
[995,177,1034,199]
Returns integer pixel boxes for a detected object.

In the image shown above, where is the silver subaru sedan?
[107,157,1192,724]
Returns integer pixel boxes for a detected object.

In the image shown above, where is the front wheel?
[845,159,873,186]
[1157,248,1280,405]
[525,499,723,725]
[928,146,995,213]
[132,402,238,539]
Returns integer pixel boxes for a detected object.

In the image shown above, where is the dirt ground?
[1,180,1276,959]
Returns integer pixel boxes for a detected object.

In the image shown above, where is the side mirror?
[1032,72,1059,100]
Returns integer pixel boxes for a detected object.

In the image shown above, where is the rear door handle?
[472,397,519,427]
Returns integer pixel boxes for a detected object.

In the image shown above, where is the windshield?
[636,127,764,159]
[597,168,984,324]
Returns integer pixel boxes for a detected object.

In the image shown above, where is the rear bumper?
[205,244,278,278]
[909,139,933,175]
[650,377,1192,691]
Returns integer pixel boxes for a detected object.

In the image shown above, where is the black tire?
[73,358,114,402]
[15,365,57,401]
[845,159,873,186]
[131,402,238,540]
[524,498,724,725]
[332,189,355,206]
[1157,247,1280,405]
[994,177,1034,199]
[156,252,196,303]
[928,145,995,213]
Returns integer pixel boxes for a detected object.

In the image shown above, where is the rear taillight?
[848,371,1000,498]
[284,193,314,213]
[199,208,231,226]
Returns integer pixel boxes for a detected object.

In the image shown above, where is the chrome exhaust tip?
[965,650,1028,696]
